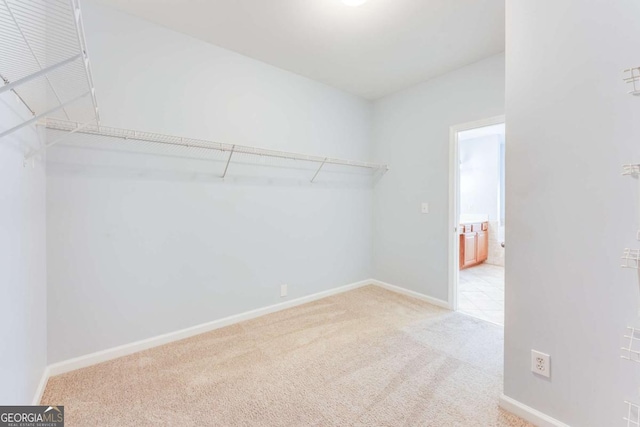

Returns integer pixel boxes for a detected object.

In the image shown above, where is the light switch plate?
[421,202,429,214]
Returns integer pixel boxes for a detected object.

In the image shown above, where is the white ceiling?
[92,0,505,100]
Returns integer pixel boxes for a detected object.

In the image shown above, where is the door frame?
[448,115,505,311]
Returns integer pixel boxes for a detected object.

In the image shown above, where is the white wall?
[372,54,505,301]
[46,1,374,363]
[0,94,47,403]
[504,1,640,425]
[459,134,501,221]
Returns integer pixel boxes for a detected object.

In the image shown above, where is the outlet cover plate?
[280,284,288,297]
[531,350,550,378]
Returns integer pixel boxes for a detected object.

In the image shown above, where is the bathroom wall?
[459,132,504,266]
[459,134,501,221]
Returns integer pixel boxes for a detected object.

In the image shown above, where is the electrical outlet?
[421,202,429,214]
[280,284,287,298]
[531,350,550,378]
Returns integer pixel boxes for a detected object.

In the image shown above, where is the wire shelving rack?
[2,1,386,181]
[41,119,389,182]
[621,64,640,424]
[624,67,640,97]
[0,0,99,140]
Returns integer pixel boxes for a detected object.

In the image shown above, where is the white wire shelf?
[622,327,640,363]
[0,0,99,139]
[626,400,640,426]
[624,67,640,96]
[623,164,640,176]
[40,119,389,183]
[622,249,640,269]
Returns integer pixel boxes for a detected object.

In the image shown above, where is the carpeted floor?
[42,285,531,426]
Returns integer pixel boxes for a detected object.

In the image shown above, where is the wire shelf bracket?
[622,327,640,363]
[0,0,100,143]
[624,67,640,96]
[0,92,90,139]
[623,164,640,176]
[622,249,640,269]
[311,158,328,183]
[626,400,640,426]
[221,144,235,179]
[25,120,92,161]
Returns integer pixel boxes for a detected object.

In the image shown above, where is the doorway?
[449,117,505,325]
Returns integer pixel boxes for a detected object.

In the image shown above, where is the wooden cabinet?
[477,230,488,262]
[459,222,489,270]
[463,233,477,267]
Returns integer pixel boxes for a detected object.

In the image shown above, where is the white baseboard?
[32,366,50,405]
[499,394,570,427]
[45,278,452,378]
[371,279,452,310]
[47,279,372,377]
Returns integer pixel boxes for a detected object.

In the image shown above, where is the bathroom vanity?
[459,221,489,269]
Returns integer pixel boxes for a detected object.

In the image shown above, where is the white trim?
[448,115,505,312]
[32,366,50,405]
[448,124,460,311]
[499,394,570,427]
[45,278,453,378]
[371,279,452,310]
[48,279,372,376]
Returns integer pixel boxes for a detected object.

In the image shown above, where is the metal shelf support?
[311,158,328,183]
[222,144,235,179]
[0,92,90,140]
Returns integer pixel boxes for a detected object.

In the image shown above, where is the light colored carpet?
[42,285,531,426]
